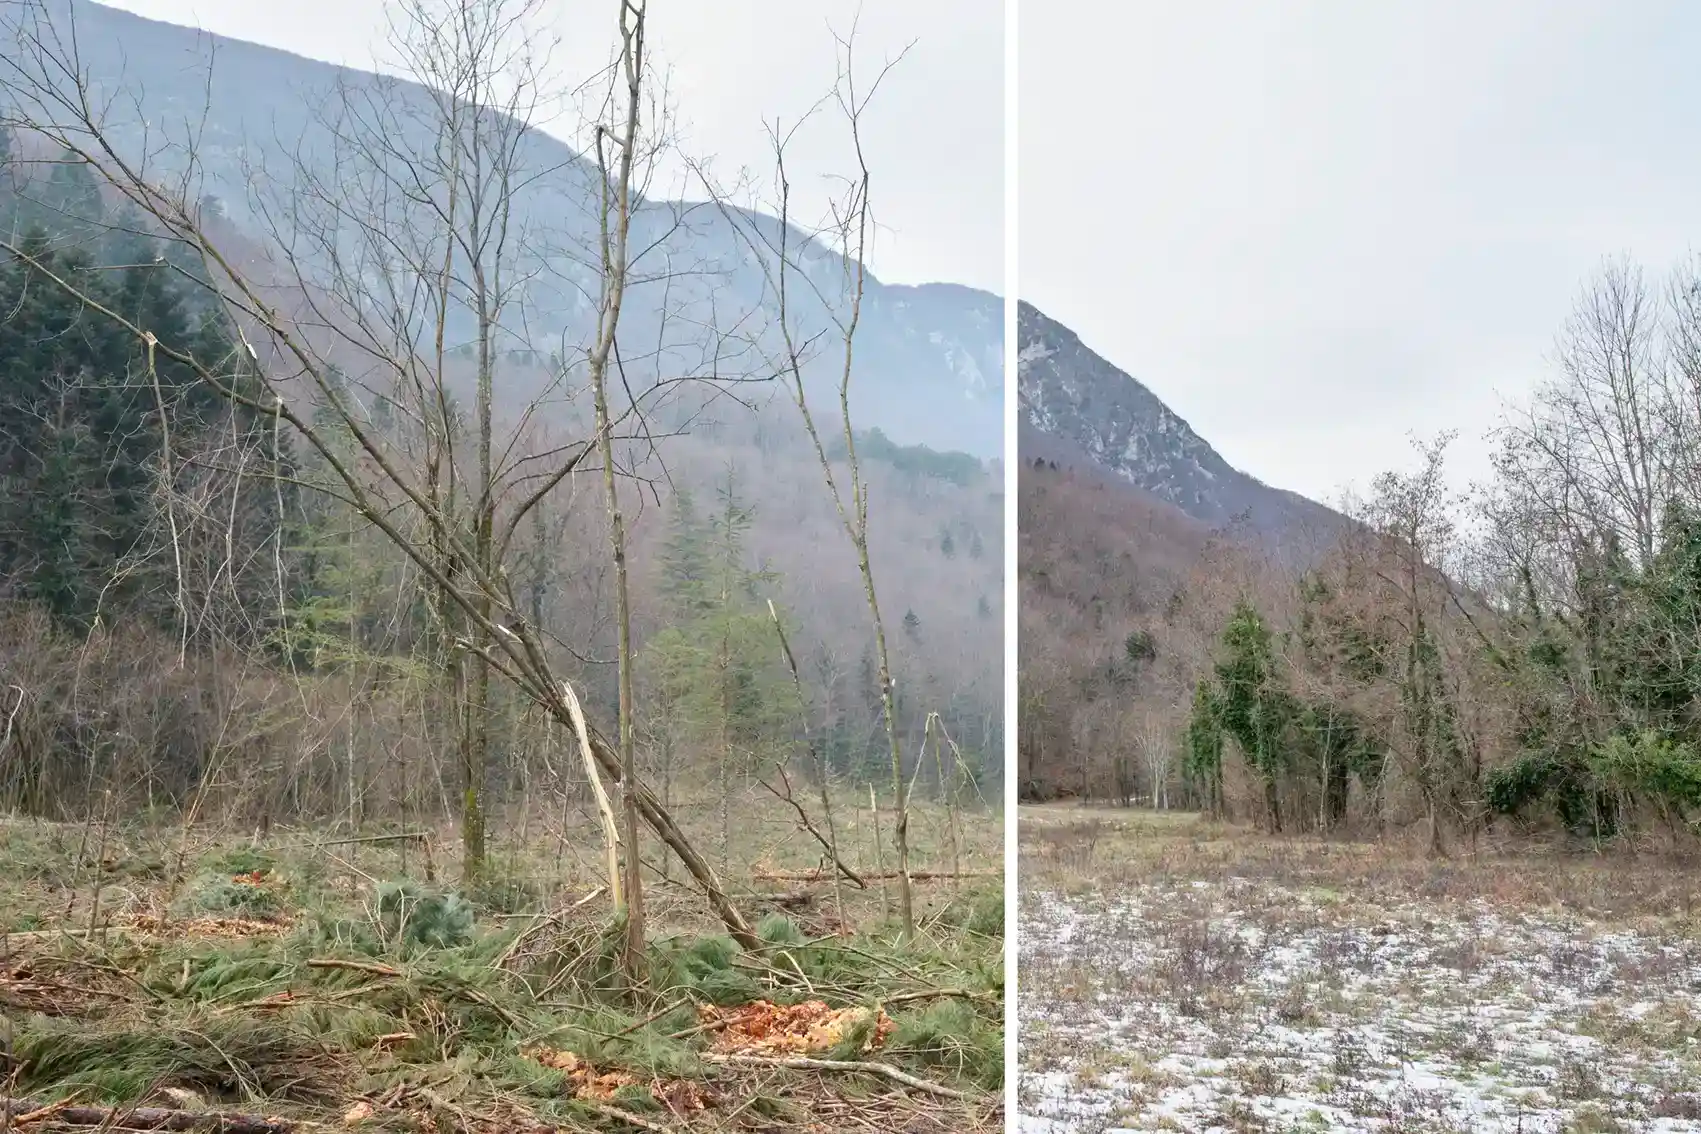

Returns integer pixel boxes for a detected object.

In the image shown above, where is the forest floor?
[0,789,1003,1132]
[1017,804,1701,1134]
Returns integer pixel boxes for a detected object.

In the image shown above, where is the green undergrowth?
[3,830,1004,1123]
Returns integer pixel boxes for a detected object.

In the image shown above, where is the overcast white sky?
[101,0,1003,294]
[1020,1,1701,505]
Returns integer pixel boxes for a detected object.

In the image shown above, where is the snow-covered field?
[1017,815,1701,1133]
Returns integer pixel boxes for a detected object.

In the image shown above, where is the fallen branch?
[753,869,995,884]
[757,766,867,890]
[0,972,133,1015]
[882,988,1000,1008]
[0,1098,295,1132]
[577,1099,678,1132]
[666,1015,730,1041]
[699,1053,974,1101]
[4,916,285,947]
[302,957,521,1030]
[304,958,401,978]
[496,886,608,969]
[612,995,692,1039]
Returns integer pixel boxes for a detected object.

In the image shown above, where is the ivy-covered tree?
[1183,679,1224,816]
[1218,602,1302,829]
[1186,588,1390,832]
[1487,501,1701,835]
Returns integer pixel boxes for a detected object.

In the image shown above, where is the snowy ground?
[1017,813,1701,1133]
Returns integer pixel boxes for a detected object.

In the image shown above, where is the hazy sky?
[101,0,1003,294]
[1020,1,1701,505]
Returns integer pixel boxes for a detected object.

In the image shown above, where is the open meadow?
[1017,805,1701,1134]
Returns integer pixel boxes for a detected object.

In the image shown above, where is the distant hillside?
[1016,454,1221,800]
[1018,300,1344,557]
[0,3,1006,806]
[2,0,1003,458]
[1016,300,1354,801]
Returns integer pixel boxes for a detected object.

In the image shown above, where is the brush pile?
[1,831,1003,1132]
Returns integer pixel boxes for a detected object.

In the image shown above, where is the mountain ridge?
[4,0,1003,458]
[1017,298,1345,557]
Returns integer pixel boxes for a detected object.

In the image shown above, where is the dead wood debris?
[0,1097,295,1133]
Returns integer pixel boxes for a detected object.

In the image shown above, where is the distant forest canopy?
[0,129,1003,822]
[828,427,987,489]
[1021,252,1701,851]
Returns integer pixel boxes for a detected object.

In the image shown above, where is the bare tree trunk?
[766,600,855,924]
[869,783,891,919]
[587,0,648,980]
[717,623,733,873]
[706,32,918,938]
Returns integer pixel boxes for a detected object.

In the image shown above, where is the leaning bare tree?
[0,0,763,952]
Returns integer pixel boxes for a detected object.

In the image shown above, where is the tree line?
[1030,254,1701,852]
[0,130,997,824]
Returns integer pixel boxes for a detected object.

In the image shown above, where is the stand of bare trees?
[0,0,999,985]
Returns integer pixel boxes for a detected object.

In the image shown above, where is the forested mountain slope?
[1020,259,1701,857]
[0,7,1004,818]
[2,0,1003,458]
[1018,300,1344,554]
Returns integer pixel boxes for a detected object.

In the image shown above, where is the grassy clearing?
[1017,804,1701,1134]
[1,792,1003,1132]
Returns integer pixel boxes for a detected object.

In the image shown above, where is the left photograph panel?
[0,0,1006,1127]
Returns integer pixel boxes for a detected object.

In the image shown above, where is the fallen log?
[752,868,996,884]
[753,888,816,910]
[0,1098,295,1133]
[0,928,103,943]
[275,831,430,849]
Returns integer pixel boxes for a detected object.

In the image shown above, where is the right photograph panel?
[1016,4,1701,1130]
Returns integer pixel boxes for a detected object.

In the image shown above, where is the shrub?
[173,870,281,920]
[376,881,475,951]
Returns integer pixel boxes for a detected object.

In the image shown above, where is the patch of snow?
[1017,882,1701,1132]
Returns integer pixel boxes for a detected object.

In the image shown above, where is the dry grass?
[1017,804,1701,1133]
